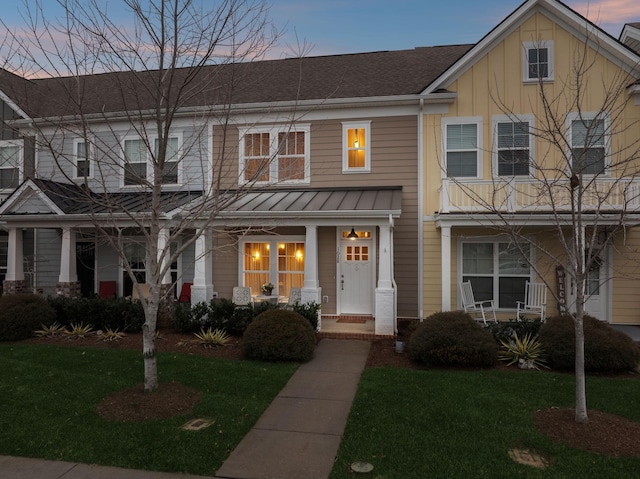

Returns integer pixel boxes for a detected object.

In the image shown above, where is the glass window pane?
[499,277,527,308]
[498,243,530,274]
[462,243,493,274]
[447,124,477,149]
[447,151,477,177]
[463,276,493,302]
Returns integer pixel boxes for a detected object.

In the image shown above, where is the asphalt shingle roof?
[0,45,473,119]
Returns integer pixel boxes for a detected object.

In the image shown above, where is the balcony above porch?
[440,178,640,214]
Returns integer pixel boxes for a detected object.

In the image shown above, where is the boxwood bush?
[243,309,316,362]
[409,311,498,368]
[0,294,56,341]
[485,317,544,344]
[539,314,640,373]
[47,296,145,332]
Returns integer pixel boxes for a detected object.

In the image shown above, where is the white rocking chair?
[516,281,547,321]
[459,281,497,325]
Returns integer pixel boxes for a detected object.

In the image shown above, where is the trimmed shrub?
[292,301,321,330]
[47,296,145,333]
[539,314,640,373]
[485,318,544,344]
[409,311,498,368]
[243,309,316,362]
[0,294,56,341]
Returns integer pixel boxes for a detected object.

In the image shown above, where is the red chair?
[99,281,117,299]
[178,282,192,303]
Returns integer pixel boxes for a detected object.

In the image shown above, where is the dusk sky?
[1,0,638,61]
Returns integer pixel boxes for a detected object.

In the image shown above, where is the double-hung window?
[494,117,533,176]
[523,41,554,82]
[73,139,93,179]
[123,138,147,186]
[239,125,310,185]
[123,135,181,186]
[443,118,481,177]
[122,241,146,297]
[460,240,531,309]
[569,114,608,176]
[241,237,305,297]
[0,140,22,190]
[342,121,371,173]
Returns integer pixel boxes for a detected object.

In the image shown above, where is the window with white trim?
[0,140,22,190]
[239,125,310,185]
[460,240,531,308]
[122,241,146,297]
[73,139,93,179]
[123,135,181,186]
[569,114,608,176]
[523,41,554,82]
[342,121,371,172]
[443,118,482,177]
[241,237,305,297]
[493,118,533,176]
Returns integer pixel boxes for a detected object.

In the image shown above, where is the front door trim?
[336,227,376,316]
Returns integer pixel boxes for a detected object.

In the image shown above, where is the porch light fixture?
[347,228,359,240]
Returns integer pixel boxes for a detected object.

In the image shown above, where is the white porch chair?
[459,281,497,325]
[516,281,547,321]
[232,286,252,307]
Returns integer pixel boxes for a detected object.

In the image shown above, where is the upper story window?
[523,41,554,82]
[73,139,93,179]
[443,118,482,178]
[123,135,181,186]
[493,117,534,176]
[239,125,310,185]
[568,113,608,176]
[342,121,371,173]
[0,140,22,190]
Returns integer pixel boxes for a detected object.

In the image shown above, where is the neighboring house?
[419,0,640,324]
[1,0,638,333]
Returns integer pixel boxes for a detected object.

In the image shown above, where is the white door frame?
[336,227,376,315]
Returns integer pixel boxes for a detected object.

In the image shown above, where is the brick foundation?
[56,282,82,298]
[2,280,27,295]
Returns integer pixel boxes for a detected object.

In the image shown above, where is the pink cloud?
[571,0,638,24]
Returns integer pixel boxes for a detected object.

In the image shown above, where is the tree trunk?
[142,296,159,393]
[574,312,588,423]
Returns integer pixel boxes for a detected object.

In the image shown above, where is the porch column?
[441,226,451,311]
[157,226,172,285]
[3,227,25,294]
[375,222,395,335]
[57,227,80,297]
[191,228,214,305]
[302,225,321,329]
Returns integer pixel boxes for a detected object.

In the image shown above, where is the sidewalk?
[0,339,371,479]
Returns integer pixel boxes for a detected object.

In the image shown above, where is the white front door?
[339,236,373,314]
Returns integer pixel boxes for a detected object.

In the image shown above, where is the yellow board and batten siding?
[423,11,640,323]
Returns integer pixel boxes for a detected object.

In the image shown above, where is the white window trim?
[342,121,371,173]
[238,125,311,186]
[457,236,536,311]
[566,111,611,177]
[72,138,94,180]
[0,139,23,191]
[522,40,554,83]
[441,117,483,179]
[491,115,535,178]
[120,238,147,297]
[120,133,183,187]
[238,235,306,295]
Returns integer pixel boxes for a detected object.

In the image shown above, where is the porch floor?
[318,315,382,340]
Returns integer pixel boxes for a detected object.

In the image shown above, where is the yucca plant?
[499,332,548,370]
[34,322,66,337]
[65,323,94,339]
[194,327,230,348]
[100,328,126,342]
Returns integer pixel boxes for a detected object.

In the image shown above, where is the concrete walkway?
[215,339,371,479]
[0,339,371,479]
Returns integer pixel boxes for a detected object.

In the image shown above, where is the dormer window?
[523,41,554,82]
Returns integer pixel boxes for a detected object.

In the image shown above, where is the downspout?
[417,98,425,320]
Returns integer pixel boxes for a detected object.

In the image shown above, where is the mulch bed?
[20,331,640,458]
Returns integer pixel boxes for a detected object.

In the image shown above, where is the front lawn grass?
[0,344,297,476]
[331,367,640,479]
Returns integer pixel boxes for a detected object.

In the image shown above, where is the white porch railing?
[440,178,640,213]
